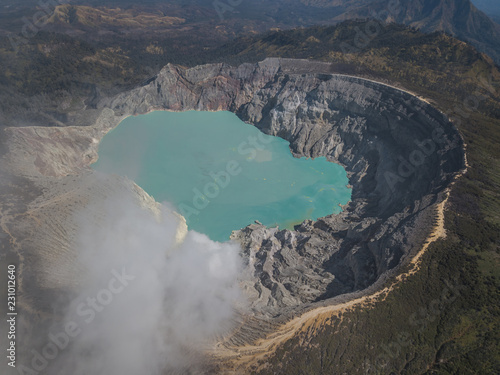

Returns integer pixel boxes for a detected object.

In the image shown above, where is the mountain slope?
[1,1,499,66]
[472,0,500,19]
[338,0,500,64]
[207,22,500,106]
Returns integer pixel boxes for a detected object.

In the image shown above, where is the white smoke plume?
[47,194,243,375]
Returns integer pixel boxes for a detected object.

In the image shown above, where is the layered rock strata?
[1,58,465,342]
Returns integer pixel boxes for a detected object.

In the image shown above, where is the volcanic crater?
[0,58,466,368]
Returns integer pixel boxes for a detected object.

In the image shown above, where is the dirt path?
[209,192,450,373]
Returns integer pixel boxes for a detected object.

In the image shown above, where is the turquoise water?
[93,111,351,242]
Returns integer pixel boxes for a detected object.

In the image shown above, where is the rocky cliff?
[99,58,465,316]
[1,58,465,356]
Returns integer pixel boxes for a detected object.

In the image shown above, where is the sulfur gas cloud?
[40,194,243,375]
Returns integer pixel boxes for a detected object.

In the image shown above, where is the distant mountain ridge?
[50,0,500,65]
[336,0,500,64]
[471,0,500,18]
[0,0,499,66]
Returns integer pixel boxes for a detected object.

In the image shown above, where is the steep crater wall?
[100,58,465,317]
[2,58,465,326]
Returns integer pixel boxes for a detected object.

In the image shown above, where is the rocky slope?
[1,58,465,358]
[337,0,500,64]
[98,58,465,316]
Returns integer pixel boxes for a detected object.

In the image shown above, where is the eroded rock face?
[98,58,465,317]
[2,58,464,322]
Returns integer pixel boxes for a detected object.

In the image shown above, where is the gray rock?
[97,58,465,317]
[1,58,465,344]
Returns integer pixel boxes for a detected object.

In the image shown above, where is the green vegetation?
[205,22,500,375]
[252,207,500,374]
[207,23,500,115]
[0,16,499,373]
